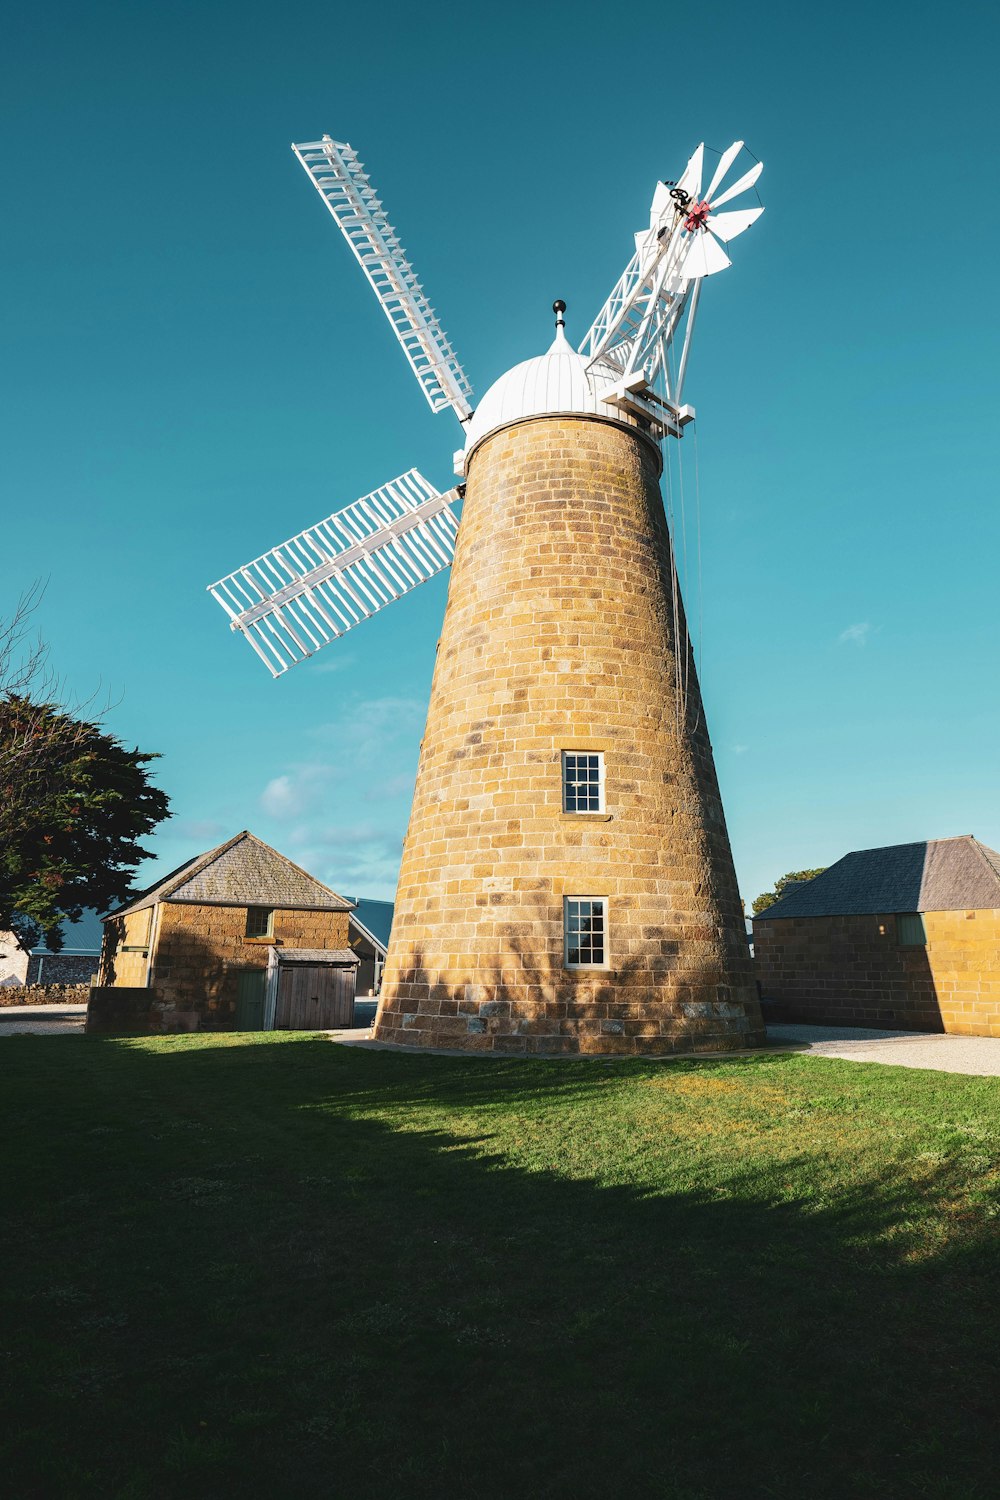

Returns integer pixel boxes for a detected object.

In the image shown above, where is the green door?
[235,969,266,1030]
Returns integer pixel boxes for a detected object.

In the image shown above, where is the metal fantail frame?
[580,141,763,434]
[208,136,763,674]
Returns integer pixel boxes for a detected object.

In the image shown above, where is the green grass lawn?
[2,1035,999,1499]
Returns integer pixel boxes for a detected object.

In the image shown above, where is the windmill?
[209,135,766,1056]
[208,136,762,678]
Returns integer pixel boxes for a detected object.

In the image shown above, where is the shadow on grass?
[2,1036,998,1500]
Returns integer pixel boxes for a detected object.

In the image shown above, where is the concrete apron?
[766,1023,1000,1078]
[327,1022,1000,1076]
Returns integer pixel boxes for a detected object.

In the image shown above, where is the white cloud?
[363,769,416,802]
[284,825,405,899]
[261,775,298,817]
[839,622,871,646]
[174,818,227,841]
[732,743,749,756]
[311,696,424,758]
[260,763,338,819]
[310,652,355,675]
[255,696,425,896]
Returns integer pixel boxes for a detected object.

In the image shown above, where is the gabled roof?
[1,908,106,959]
[108,832,353,918]
[349,898,394,954]
[32,908,105,955]
[754,837,1000,921]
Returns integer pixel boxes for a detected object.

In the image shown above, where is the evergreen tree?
[751,868,826,916]
[0,695,170,949]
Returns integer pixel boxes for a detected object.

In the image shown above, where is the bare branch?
[0,582,55,699]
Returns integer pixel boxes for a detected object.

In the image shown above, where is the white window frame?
[564,896,610,971]
[561,751,606,814]
[246,906,275,939]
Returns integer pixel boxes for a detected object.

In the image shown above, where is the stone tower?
[374,319,763,1055]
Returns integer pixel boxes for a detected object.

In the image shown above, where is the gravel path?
[768,1023,1000,1077]
[0,1005,87,1035]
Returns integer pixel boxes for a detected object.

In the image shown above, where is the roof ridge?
[843,839,925,857]
[104,832,251,918]
[157,830,250,899]
[242,834,354,908]
[970,837,1000,889]
[109,831,355,918]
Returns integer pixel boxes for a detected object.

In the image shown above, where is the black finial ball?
[553,299,567,315]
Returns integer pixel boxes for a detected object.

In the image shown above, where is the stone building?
[374,322,763,1056]
[96,831,357,1032]
[754,837,1000,1035]
[348,898,393,996]
[0,910,103,987]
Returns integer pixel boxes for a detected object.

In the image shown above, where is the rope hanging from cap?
[653,334,703,740]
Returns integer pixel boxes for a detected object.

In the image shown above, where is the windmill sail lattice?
[208,470,460,677]
[292,137,473,422]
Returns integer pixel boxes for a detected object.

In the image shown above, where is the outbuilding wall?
[101,903,351,1029]
[100,909,153,988]
[754,909,1000,1035]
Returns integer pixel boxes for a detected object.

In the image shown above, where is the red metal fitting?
[684,200,711,232]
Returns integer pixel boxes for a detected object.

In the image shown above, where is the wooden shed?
[94,831,358,1033]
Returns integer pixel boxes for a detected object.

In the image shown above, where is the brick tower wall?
[374,414,764,1055]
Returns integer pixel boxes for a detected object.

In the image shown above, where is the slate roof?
[754,837,1000,921]
[277,949,359,965]
[349,898,394,954]
[109,832,353,917]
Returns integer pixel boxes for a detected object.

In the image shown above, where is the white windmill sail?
[208,470,460,677]
[292,137,474,423]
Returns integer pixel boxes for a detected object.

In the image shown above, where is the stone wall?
[0,983,91,1007]
[86,987,164,1034]
[100,902,351,1029]
[25,953,100,986]
[754,909,1000,1035]
[375,414,763,1056]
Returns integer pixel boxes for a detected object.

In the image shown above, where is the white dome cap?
[462,319,636,468]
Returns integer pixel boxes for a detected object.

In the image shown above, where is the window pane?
[562,752,604,813]
[565,898,607,967]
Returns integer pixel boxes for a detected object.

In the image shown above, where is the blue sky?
[3,0,998,908]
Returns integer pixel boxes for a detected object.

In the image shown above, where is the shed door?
[274,965,355,1030]
[235,970,266,1030]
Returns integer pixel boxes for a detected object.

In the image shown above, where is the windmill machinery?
[207,136,764,677]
